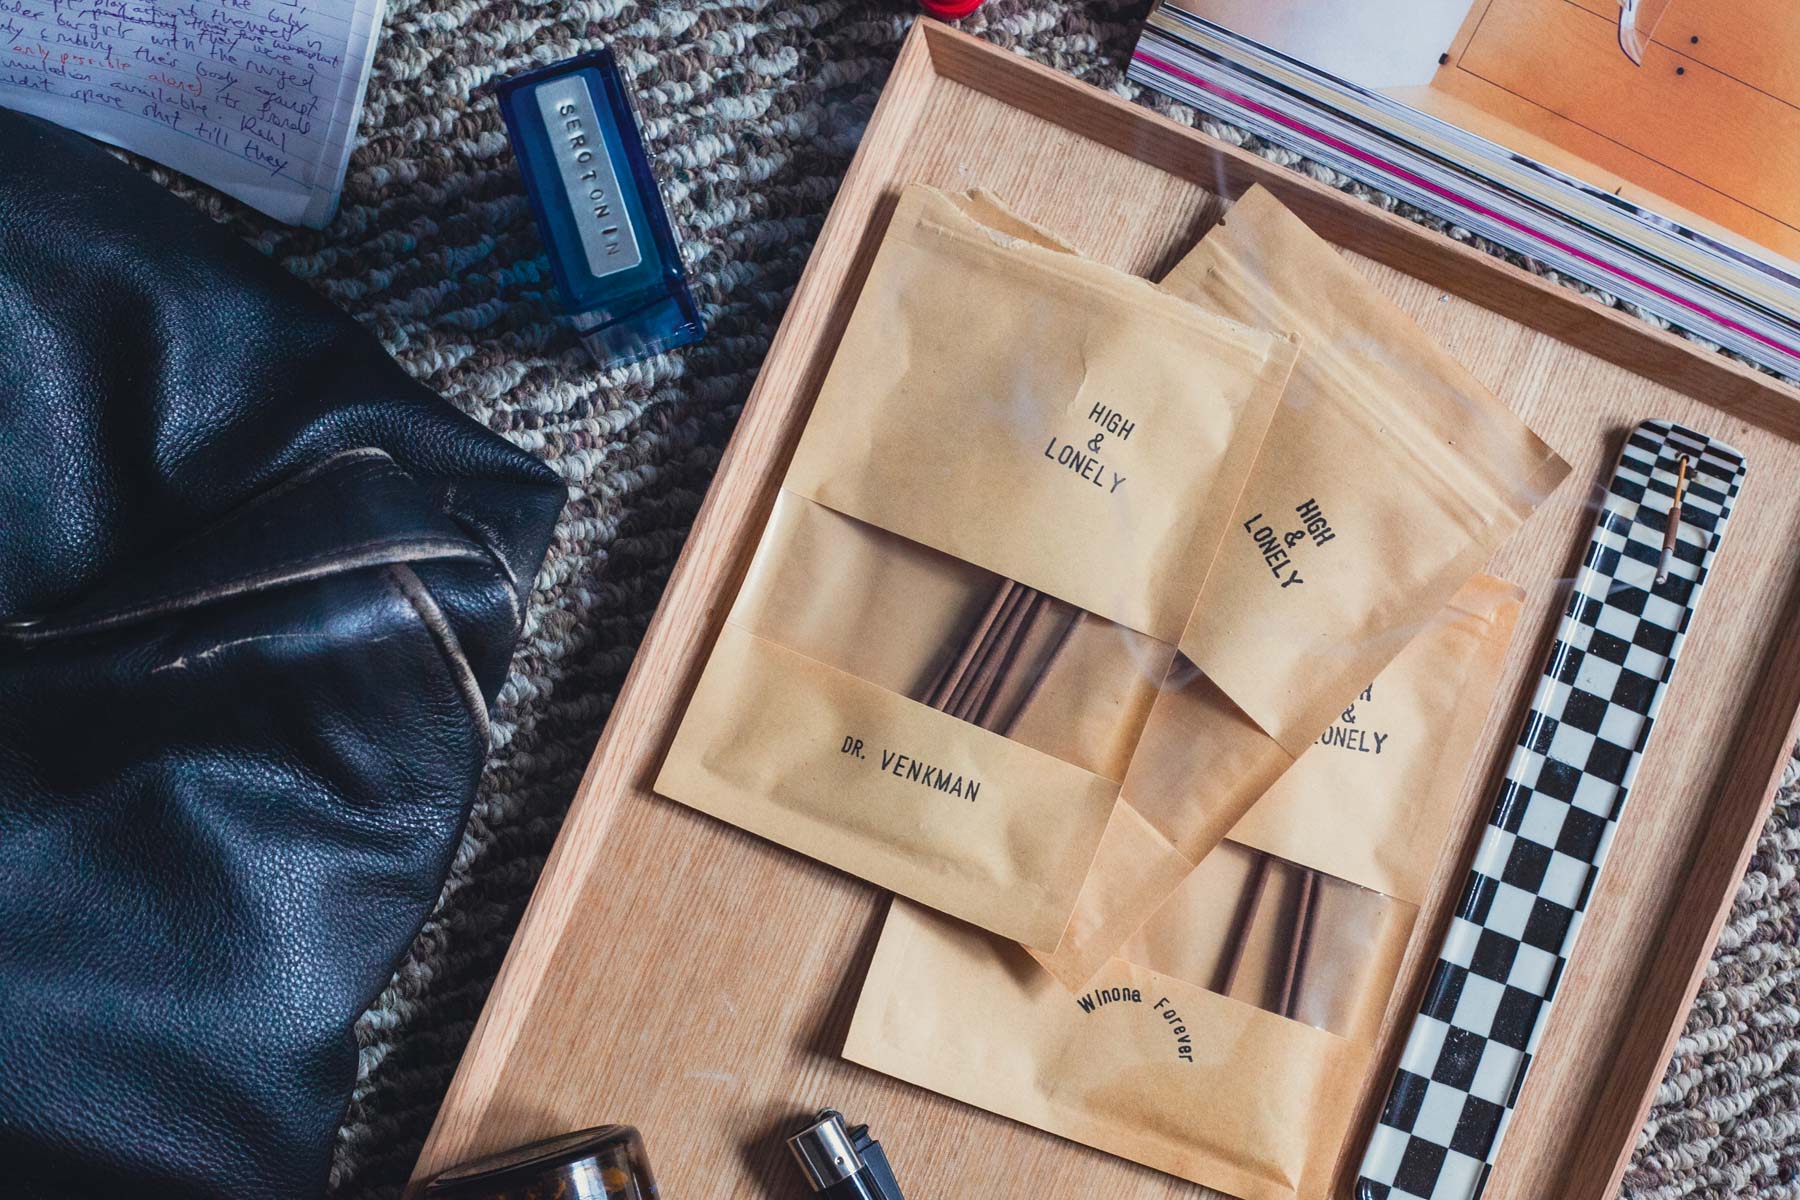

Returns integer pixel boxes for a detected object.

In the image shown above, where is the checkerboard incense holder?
[1354,420,1747,1200]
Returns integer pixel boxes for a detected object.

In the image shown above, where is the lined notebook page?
[0,0,386,226]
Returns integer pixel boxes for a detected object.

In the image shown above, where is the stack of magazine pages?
[1131,1,1800,382]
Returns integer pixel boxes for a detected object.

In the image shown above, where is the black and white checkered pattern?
[1355,421,1746,1200]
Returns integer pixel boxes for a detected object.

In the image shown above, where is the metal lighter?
[786,1110,907,1200]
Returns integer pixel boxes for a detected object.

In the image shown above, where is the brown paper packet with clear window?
[1119,842,1417,1045]
[659,185,1296,949]
[728,493,1176,781]
[783,183,1298,645]
[847,899,1367,1200]
[1162,185,1567,756]
[1226,573,1525,905]
[1038,573,1522,988]
[659,493,1169,948]
[845,580,1520,1197]
[1027,185,1563,980]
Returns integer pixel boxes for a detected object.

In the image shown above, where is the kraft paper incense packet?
[1124,574,1525,1030]
[846,576,1524,1200]
[1034,186,1568,986]
[850,897,1365,1200]
[1039,573,1523,990]
[779,185,1295,644]
[1166,186,1566,757]
[656,184,1297,950]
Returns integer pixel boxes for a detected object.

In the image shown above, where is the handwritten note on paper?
[0,0,386,226]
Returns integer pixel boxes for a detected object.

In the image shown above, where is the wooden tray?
[411,21,1800,1199]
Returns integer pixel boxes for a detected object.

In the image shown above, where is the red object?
[919,0,985,19]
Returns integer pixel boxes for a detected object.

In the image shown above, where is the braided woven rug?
[135,1,1799,1196]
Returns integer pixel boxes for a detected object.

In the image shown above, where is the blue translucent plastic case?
[493,50,705,367]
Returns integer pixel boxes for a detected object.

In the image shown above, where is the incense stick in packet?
[1031,186,1566,980]
[1040,573,1523,989]
[657,184,1297,950]
[1125,575,1525,1029]
[846,577,1523,1199]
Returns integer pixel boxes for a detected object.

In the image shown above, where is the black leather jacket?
[0,110,564,1199]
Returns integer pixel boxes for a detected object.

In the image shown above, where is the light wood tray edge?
[412,20,1800,1198]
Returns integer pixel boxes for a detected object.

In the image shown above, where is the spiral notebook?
[0,0,386,227]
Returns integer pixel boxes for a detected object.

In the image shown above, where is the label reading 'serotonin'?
[534,75,643,280]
